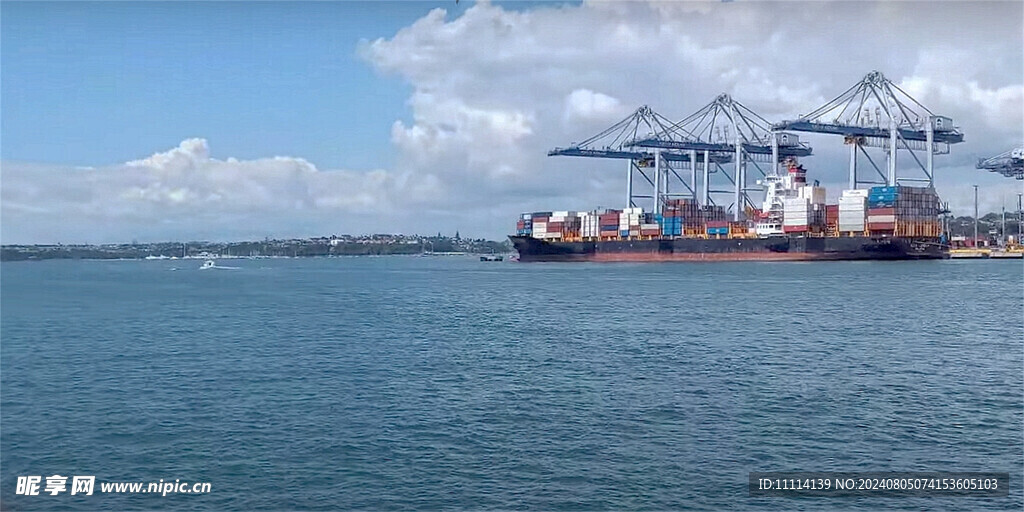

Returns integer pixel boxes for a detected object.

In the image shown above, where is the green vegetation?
[947,211,1022,239]
[1,234,512,262]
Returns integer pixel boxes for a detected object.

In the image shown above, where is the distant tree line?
[1,236,512,262]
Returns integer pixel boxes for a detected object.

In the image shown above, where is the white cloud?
[563,89,627,123]
[0,139,438,243]
[3,1,1022,243]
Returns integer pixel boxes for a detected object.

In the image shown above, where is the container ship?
[510,159,947,262]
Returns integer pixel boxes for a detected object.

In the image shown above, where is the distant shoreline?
[1,235,512,262]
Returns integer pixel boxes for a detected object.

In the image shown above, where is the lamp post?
[973,185,979,248]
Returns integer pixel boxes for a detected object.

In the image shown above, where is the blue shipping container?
[620,230,630,237]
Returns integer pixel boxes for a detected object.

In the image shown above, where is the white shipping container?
[867,215,896,223]
[799,186,827,204]
[842,189,870,198]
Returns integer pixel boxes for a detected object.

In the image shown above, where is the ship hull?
[509,235,947,262]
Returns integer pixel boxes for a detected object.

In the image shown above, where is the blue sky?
[2,1,440,169]
[2,1,577,169]
[1,1,1020,244]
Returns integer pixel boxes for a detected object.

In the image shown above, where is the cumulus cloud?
[3,1,1022,243]
[0,139,440,243]
[359,0,1022,223]
[563,89,628,123]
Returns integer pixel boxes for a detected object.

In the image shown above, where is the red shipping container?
[532,216,549,223]
[706,221,729,228]
[783,225,808,233]
[868,207,895,215]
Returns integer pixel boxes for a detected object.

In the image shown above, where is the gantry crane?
[548,105,731,212]
[626,93,811,220]
[774,71,964,190]
[976,147,1024,180]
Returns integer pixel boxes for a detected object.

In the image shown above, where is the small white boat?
[200,260,216,270]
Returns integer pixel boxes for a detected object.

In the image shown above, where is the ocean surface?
[1,256,1021,511]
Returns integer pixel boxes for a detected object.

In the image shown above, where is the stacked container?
[659,214,683,237]
[663,199,698,235]
[838,189,868,233]
[701,205,728,223]
[867,186,941,236]
[799,185,827,205]
[783,197,810,233]
[530,212,553,239]
[825,205,839,228]
[706,220,729,236]
[598,210,620,238]
[516,213,533,236]
[619,207,643,237]
[660,199,690,237]
[579,212,599,238]
[640,222,661,237]
[548,211,581,240]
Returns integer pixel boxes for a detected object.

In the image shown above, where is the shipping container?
[799,186,827,204]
